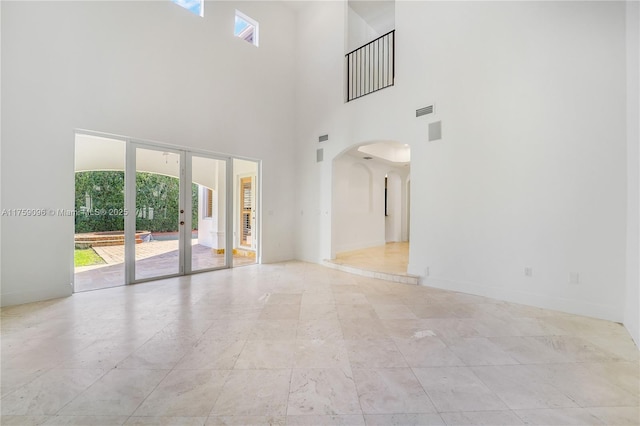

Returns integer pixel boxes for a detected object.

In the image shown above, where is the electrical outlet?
[425,267,430,277]
[569,272,580,285]
[524,267,533,277]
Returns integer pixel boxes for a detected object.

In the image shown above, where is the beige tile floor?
[1,261,638,425]
[330,243,410,276]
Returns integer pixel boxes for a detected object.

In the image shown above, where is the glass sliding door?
[187,154,229,273]
[75,133,258,290]
[133,146,184,281]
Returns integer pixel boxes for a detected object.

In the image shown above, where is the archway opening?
[330,140,411,278]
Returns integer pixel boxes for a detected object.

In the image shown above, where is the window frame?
[234,10,259,47]
[172,0,204,18]
[203,187,214,219]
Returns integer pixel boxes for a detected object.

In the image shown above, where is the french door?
[124,143,233,283]
[74,132,258,292]
[185,153,232,274]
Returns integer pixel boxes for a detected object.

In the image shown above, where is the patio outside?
[74,135,259,292]
[75,235,255,292]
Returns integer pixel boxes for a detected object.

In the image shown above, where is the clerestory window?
[235,10,259,46]
[172,0,204,17]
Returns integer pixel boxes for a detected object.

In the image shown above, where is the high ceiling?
[281,0,395,35]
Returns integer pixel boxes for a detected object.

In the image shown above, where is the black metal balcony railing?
[346,30,395,102]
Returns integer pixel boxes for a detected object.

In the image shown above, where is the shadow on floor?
[74,244,255,292]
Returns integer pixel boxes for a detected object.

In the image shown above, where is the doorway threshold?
[323,242,418,284]
[322,259,419,284]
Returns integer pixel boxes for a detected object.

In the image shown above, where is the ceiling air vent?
[416,105,434,118]
[318,134,329,143]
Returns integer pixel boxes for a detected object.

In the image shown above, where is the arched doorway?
[330,140,411,277]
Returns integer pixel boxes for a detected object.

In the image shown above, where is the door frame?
[184,151,233,275]
[73,129,261,290]
[237,173,257,251]
[126,142,187,283]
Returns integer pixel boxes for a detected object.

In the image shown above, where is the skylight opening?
[235,10,259,47]
[172,0,204,17]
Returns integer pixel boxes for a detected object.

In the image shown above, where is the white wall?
[0,3,3,306]
[1,1,296,306]
[295,1,631,324]
[347,5,379,52]
[294,1,346,264]
[625,0,640,346]
[333,155,384,253]
[385,171,403,243]
[347,0,395,52]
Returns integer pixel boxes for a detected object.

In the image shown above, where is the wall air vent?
[363,156,373,160]
[416,105,434,117]
[318,134,329,143]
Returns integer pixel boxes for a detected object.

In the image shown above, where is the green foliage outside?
[75,171,199,234]
[75,171,125,233]
[74,248,105,267]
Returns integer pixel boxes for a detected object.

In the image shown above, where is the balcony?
[346,30,395,102]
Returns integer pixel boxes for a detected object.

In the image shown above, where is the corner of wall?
[1,286,72,308]
[0,1,3,312]
[625,0,640,348]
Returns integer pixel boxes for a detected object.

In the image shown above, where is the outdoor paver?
[75,242,254,292]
